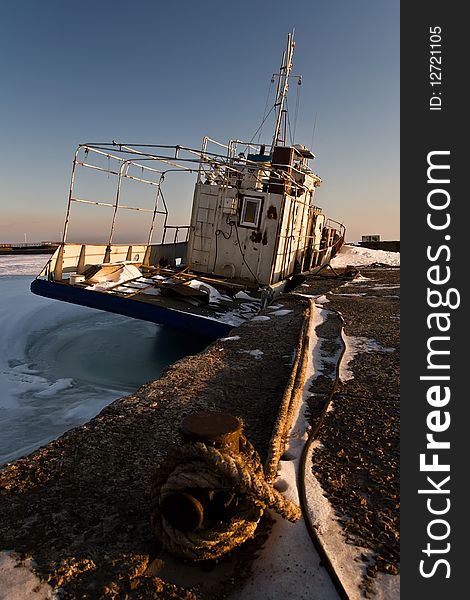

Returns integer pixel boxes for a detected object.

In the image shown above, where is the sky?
[0,0,399,244]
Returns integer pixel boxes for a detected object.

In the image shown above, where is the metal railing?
[61,144,201,248]
[162,225,190,245]
[57,140,325,267]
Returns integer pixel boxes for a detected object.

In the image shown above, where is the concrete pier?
[0,266,399,599]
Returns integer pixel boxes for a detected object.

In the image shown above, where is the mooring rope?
[150,434,301,561]
[150,302,313,561]
[264,303,312,482]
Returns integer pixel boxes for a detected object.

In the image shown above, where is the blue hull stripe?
[30,279,233,339]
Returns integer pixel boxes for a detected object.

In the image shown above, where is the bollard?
[180,411,242,453]
[160,411,242,532]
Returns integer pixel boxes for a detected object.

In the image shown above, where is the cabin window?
[239,196,262,228]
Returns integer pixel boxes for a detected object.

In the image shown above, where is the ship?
[31,33,344,338]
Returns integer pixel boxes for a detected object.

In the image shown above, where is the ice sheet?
[0,257,208,465]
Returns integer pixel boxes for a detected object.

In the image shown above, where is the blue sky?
[0,0,399,244]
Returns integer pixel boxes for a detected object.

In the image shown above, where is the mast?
[271,31,295,150]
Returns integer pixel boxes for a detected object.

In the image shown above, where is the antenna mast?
[271,31,295,150]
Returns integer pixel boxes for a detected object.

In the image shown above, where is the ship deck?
[31,264,265,338]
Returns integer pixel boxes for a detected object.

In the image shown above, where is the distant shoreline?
[0,244,58,256]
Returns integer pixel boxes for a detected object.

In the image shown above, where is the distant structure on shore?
[0,242,60,256]
[359,235,400,252]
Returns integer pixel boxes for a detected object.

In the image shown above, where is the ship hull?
[30,279,233,339]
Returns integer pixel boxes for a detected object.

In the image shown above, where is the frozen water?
[0,256,208,466]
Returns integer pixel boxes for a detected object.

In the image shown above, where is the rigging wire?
[285,75,302,146]
[233,220,260,283]
[256,77,275,145]
[212,215,234,273]
[285,97,293,146]
[293,77,302,142]
[248,104,276,147]
[310,111,318,151]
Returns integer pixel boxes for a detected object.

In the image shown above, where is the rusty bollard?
[160,411,242,532]
[180,411,241,452]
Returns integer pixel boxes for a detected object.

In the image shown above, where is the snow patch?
[267,304,285,310]
[86,264,142,291]
[340,335,396,382]
[234,291,255,301]
[34,378,74,398]
[370,284,400,290]
[239,349,264,359]
[331,245,400,268]
[330,292,366,298]
[0,551,57,599]
[140,287,161,296]
[188,280,232,304]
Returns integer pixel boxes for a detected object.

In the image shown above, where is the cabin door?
[187,187,217,273]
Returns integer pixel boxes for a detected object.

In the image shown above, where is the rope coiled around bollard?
[150,434,301,561]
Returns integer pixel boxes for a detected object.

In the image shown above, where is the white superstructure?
[187,141,332,286]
